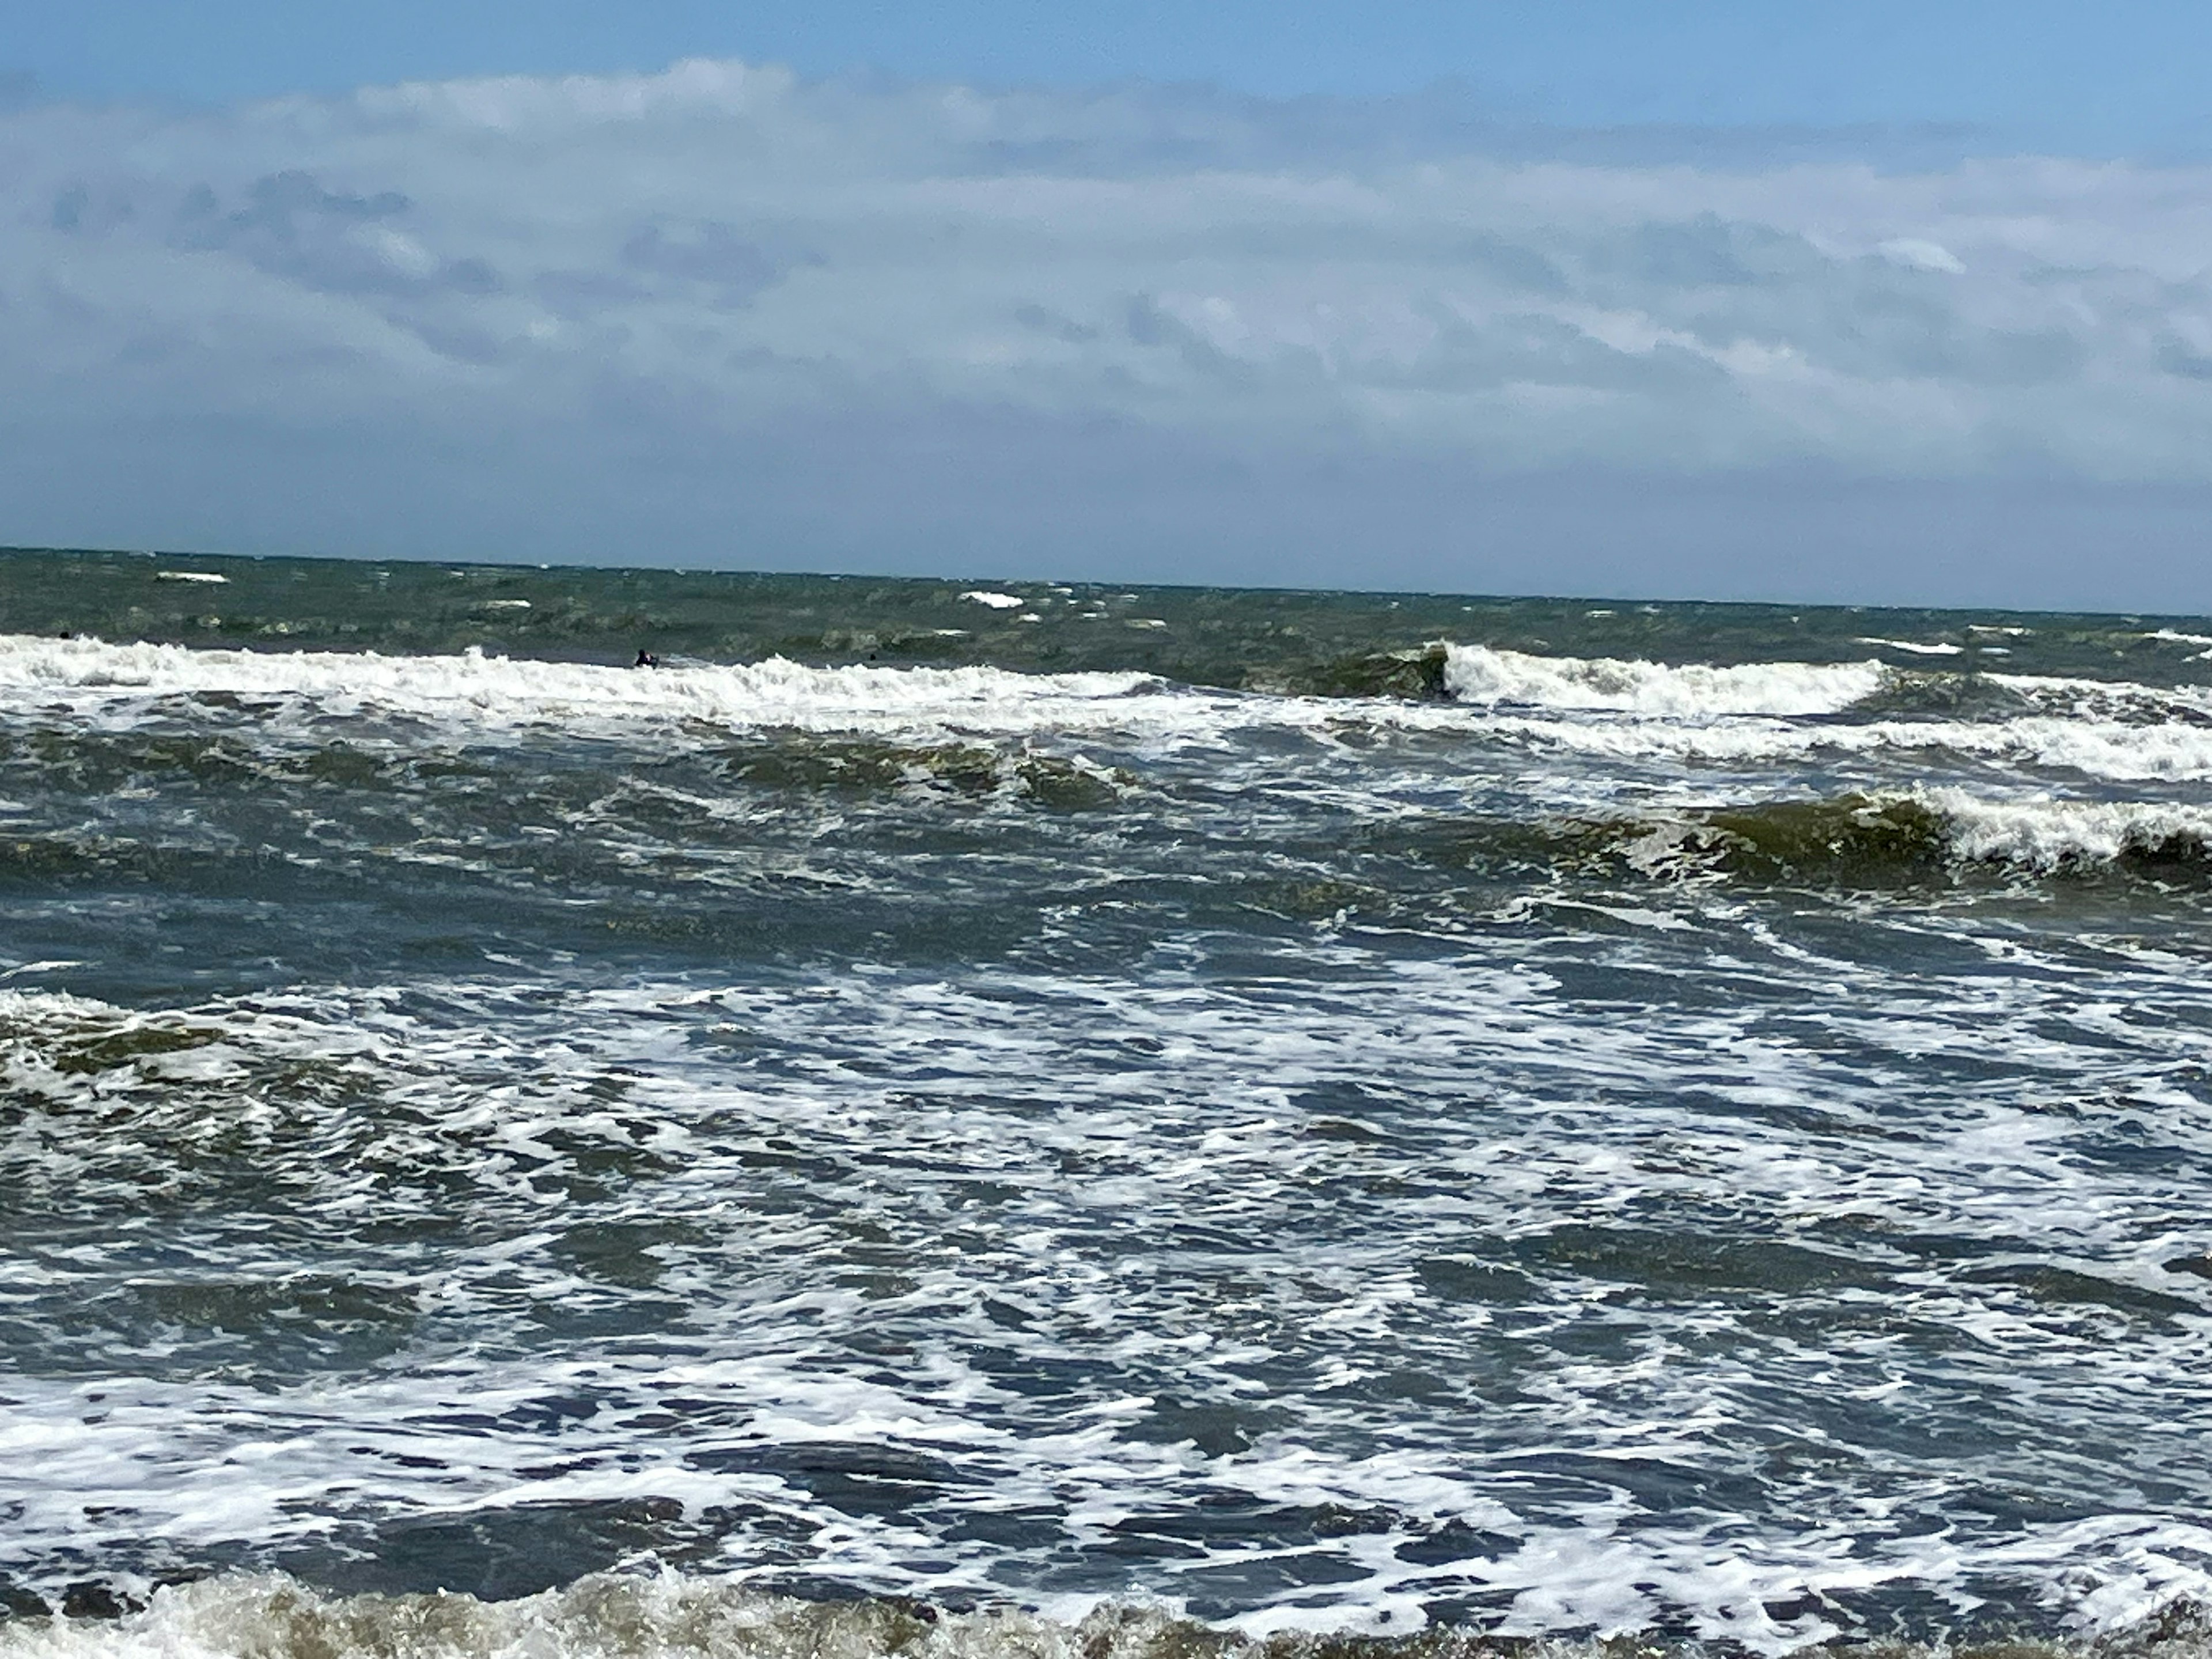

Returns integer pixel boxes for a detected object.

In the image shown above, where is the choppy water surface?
[5,548,2212,1659]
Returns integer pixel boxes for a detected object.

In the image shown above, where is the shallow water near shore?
[4,548,2212,1657]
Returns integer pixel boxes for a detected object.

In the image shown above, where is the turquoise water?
[4,547,2212,1657]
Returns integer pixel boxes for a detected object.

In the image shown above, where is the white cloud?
[1876,237,1965,274]
[4,61,2212,599]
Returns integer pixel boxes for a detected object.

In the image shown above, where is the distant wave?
[1441,644,1888,718]
[0,633,1165,737]
[12,634,2212,788]
[0,635,1903,726]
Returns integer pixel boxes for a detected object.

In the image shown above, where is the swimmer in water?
[634,649,658,668]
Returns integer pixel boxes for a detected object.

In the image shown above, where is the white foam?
[12,1556,2212,1659]
[10,633,2212,798]
[1474,705,2212,785]
[5,950,2212,1649]
[0,1575,1173,1659]
[1855,637,1965,656]
[1441,645,1886,717]
[1922,788,2212,869]
[0,634,1171,742]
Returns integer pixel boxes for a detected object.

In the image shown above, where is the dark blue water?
[4,548,2212,1658]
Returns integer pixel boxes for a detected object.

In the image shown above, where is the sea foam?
[12,632,2212,804]
[1929,790,2212,870]
[8,1563,2212,1659]
[1441,645,1887,717]
[6,957,2212,1652]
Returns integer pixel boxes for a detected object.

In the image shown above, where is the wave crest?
[10,1573,2212,1659]
[1441,646,1887,718]
[1399,794,2212,888]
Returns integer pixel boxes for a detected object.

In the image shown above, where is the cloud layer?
[7,62,2212,603]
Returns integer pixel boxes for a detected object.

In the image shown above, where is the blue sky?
[6,4,2212,607]
[16,0,2212,149]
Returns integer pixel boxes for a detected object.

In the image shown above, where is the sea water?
[3,548,2212,1659]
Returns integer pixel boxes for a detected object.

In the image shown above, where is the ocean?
[3,546,2212,1659]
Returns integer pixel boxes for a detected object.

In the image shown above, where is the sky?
[6,2,2212,608]
[18,0,2212,149]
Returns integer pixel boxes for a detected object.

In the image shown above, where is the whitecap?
[1442,645,1885,718]
[1854,637,1965,656]
[1918,787,2212,870]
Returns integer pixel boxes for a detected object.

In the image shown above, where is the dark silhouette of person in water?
[634,649,658,668]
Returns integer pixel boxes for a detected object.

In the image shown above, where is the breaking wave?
[9,1573,2212,1659]
[1401,793,2212,888]
[13,634,2212,793]
[1440,645,1887,718]
[0,635,1903,734]
[1937,791,2212,872]
[0,634,1163,738]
